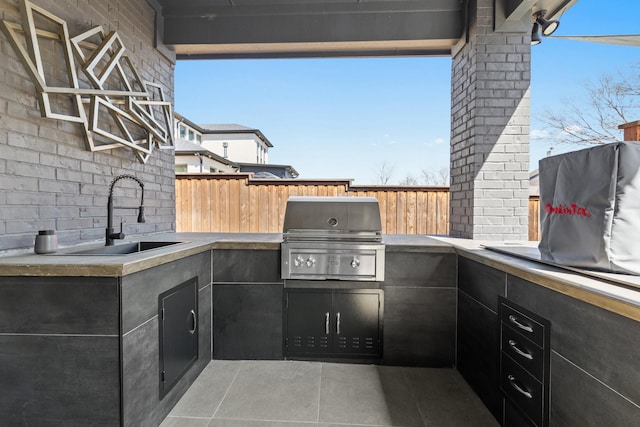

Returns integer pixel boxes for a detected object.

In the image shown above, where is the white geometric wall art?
[0,0,175,164]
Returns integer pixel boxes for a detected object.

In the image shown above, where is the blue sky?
[175,0,640,185]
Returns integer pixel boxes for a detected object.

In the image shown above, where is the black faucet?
[106,174,145,246]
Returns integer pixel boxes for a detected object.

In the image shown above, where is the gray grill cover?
[538,142,640,275]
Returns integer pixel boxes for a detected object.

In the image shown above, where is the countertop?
[433,236,640,322]
[0,233,450,277]
[1,232,639,322]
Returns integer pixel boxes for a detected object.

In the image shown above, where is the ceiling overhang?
[155,0,581,59]
[495,0,580,33]
[156,0,464,59]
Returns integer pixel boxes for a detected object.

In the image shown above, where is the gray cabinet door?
[286,290,333,355]
[285,289,382,358]
[159,278,198,398]
[332,291,381,356]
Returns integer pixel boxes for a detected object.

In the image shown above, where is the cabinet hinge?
[161,370,166,382]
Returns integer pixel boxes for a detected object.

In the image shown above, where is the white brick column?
[449,0,530,240]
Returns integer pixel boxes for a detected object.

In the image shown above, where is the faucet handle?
[108,221,125,241]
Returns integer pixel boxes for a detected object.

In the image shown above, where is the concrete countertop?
[0,232,453,277]
[0,233,283,277]
[1,232,639,323]
[433,236,640,322]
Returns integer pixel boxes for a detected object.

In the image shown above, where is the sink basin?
[60,241,185,256]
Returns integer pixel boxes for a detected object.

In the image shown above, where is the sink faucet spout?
[106,174,145,246]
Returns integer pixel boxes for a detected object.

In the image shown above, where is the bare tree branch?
[537,65,640,146]
[373,161,394,185]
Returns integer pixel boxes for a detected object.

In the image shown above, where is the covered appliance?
[538,141,640,275]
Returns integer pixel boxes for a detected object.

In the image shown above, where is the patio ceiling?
[155,0,578,59]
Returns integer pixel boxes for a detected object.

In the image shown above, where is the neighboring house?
[236,162,299,179]
[198,124,273,164]
[174,112,298,177]
[174,138,238,174]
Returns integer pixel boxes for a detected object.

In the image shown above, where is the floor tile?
[403,367,474,401]
[416,397,499,427]
[210,420,317,427]
[319,363,424,427]
[213,360,322,422]
[160,416,211,427]
[170,360,242,418]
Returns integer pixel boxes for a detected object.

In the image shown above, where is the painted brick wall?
[449,0,530,240]
[0,0,176,252]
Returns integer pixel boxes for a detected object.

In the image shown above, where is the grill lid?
[282,196,382,239]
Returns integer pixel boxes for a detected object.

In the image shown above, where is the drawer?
[501,324,545,380]
[500,353,544,427]
[500,301,546,347]
[504,398,536,427]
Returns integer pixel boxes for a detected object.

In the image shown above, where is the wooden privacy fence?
[176,174,542,239]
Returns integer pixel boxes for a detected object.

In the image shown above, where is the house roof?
[174,138,238,167]
[174,112,207,134]
[236,162,299,178]
[198,124,274,148]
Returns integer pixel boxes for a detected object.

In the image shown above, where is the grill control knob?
[350,257,360,269]
[306,257,316,268]
[294,256,304,267]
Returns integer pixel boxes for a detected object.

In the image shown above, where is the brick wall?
[0,0,176,252]
[449,0,530,240]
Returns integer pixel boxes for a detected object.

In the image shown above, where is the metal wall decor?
[0,0,174,163]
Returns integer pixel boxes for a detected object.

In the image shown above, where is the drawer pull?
[508,339,533,360]
[336,312,341,335]
[508,374,533,399]
[325,312,330,335]
[189,310,197,334]
[509,314,534,333]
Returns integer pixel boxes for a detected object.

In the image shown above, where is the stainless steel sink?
[59,241,185,255]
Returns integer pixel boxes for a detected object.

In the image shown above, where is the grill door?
[332,291,381,356]
[286,290,333,355]
[285,288,382,359]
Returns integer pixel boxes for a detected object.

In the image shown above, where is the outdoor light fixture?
[536,13,560,36]
[531,22,542,45]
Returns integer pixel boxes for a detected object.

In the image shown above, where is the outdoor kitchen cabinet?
[284,288,383,359]
[498,297,551,427]
[456,256,505,423]
[0,251,212,427]
[212,249,283,360]
[382,250,456,366]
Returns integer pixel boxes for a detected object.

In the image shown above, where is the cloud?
[433,137,445,145]
[530,129,551,140]
[562,125,582,135]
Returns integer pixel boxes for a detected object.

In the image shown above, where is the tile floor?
[160,360,499,427]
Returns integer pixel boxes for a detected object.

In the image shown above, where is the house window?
[179,124,186,139]
[223,142,228,158]
[196,134,201,143]
[188,129,194,141]
[176,164,188,173]
[209,167,217,173]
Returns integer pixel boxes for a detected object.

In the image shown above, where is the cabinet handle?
[508,339,533,360]
[189,310,197,334]
[508,314,534,333]
[336,312,341,335]
[325,312,330,335]
[507,375,533,399]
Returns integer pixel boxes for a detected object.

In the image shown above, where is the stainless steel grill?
[281,196,385,281]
